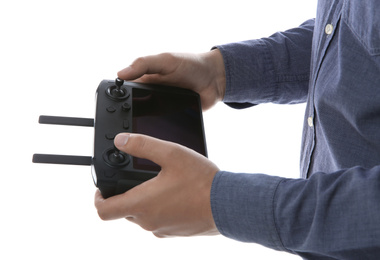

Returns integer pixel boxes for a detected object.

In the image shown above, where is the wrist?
[205,49,226,102]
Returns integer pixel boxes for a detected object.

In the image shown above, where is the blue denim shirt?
[211,1,380,259]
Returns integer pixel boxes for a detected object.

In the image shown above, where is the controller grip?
[99,179,144,199]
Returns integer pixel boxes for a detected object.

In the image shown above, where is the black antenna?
[33,115,94,166]
[33,154,92,166]
[39,115,94,127]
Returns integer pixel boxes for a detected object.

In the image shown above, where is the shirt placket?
[301,0,343,178]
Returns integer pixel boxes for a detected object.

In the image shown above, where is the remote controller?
[33,78,207,198]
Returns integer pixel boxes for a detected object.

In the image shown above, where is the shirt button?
[308,117,314,127]
[325,24,333,35]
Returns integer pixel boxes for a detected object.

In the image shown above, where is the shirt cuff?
[214,40,275,106]
[210,171,286,251]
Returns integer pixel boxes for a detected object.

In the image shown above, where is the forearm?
[211,166,380,258]
[215,19,314,107]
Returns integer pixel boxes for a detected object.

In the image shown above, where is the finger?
[117,54,177,81]
[114,133,183,168]
[94,189,135,221]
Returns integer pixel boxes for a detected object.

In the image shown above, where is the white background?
[1,1,317,259]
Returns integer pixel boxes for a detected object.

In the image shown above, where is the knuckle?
[159,52,175,61]
[161,52,182,66]
[130,216,158,232]
[131,135,148,156]
[132,56,147,68]
[153,232,166,238]
[142,223,157,232]
[167,142,186,158]
[97,209,109,221]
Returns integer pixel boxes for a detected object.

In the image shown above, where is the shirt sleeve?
[210,167,380,259]
[215,19,314,108]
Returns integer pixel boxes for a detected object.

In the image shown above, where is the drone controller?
[33,78,207,198]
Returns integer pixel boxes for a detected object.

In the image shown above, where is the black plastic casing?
[93,80,207,198]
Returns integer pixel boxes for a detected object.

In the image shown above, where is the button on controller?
[103,78,131,169]
[122,102,131,111]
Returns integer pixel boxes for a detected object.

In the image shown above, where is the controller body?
[33,79,207,198]
[93,80,207,198]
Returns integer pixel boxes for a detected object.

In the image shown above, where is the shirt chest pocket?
[342,0,380,56]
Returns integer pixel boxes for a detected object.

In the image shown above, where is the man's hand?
[117,50,226,111]
[94,133,220,238]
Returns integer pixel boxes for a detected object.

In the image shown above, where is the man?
[95,1,380,259]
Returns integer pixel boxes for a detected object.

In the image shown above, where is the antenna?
[33,115,94,166]
[33,154,92,166]
[39,115,94,127]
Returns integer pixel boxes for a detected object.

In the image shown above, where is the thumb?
[114,133,178,168]
[117,54,173,81]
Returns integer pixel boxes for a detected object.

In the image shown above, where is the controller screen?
[132,88,206,171]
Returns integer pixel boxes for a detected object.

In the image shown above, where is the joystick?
[106,78,129,100]
[109,150,124,164]
[103,146,130,168]
[33,78,207,198]
[115,77,124,90]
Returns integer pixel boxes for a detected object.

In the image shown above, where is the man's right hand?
[117,49,226,111]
